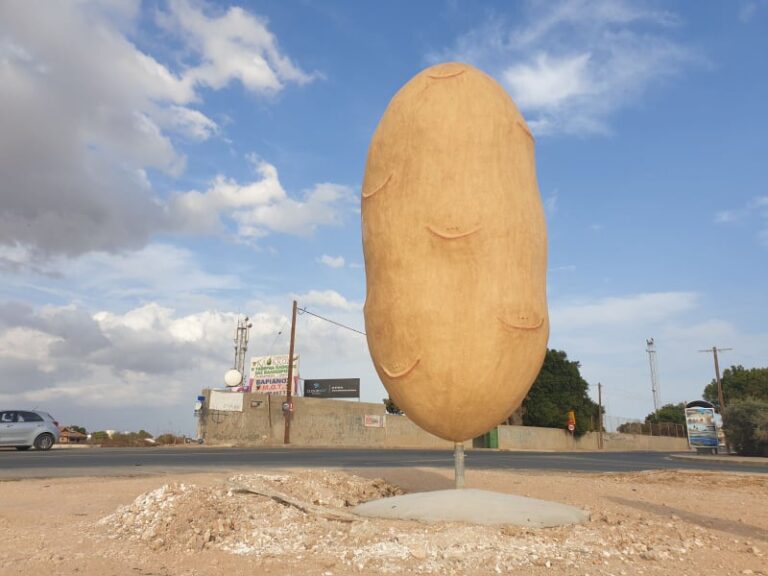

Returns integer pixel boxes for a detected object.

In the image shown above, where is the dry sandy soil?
[0,465,766,576]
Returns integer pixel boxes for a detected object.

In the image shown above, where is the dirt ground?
[0,465,766,576]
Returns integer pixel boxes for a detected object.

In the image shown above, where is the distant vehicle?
[0,410,60,450]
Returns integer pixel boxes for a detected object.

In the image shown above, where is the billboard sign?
[303,378,360,399]
[685,406,718,448]
[248,354,300,395]
[209,390,244,412]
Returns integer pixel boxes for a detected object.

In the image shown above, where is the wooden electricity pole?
[699,346,732,412]
[283,300,298,444]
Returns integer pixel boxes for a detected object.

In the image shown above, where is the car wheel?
[34,433,55,451]
[15,446,31,451]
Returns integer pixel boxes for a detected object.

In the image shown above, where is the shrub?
[722,398,768,457]
[98,431,157,447]
[90,430,109,442]
[383,397,403,415]
[155,433,184,445]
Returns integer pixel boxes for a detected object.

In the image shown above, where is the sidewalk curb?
[669,453,768,467]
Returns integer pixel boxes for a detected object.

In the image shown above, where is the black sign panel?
[303,378,360,398]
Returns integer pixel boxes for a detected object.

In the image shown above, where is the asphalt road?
[0,447,764,479]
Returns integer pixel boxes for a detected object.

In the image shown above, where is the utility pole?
[646,338,661,413]
[597,382,604,449]
[283,300,298,444]
[698,346,732,413]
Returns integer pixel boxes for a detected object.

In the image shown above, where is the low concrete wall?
[497,425,688,451]
[199,391,463,449]
[596,431,688,451]
[199,390,688,452]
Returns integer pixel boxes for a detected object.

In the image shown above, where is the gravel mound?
[97,470,763,574]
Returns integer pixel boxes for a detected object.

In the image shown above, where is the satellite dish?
[224,369,243,387]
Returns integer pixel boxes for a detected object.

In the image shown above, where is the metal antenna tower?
[646,338,661,413]
[233,315,253,378]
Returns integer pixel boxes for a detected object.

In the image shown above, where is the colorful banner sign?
[248,354,300,395]
[685,406,718,448]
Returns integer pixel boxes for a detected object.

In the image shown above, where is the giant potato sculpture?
[362,62,549,442]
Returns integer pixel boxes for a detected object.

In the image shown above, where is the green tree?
[645,402,686,426]
[722,398,768,457]
[703,365,768,412]
[68,425,87,435]
[383,397,403,415]
[522,349,599,435]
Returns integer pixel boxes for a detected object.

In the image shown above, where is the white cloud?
[295,290,362,312]
[0,327,60,364]
[433,0,696,136]
[159,0,317,93]
[546,289,768,419]
[0,243,34,269]
[552,292,698,331]
[714,210,742,223]
[0,296,377,432]
[169,160,357,239]
[544,193,559,215]
[0,1,314,259]
[157,105,219,140]
[739,0,768,22]
[715,195,768,246]
[0,243,241,312]
[319,255,346,268]
[64,244,240,302]
[504,53,593,110]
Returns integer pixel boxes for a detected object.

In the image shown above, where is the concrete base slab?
[353,489,590,528]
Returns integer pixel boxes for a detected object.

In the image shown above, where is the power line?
[297,307,367,337]
[267,318,289,355]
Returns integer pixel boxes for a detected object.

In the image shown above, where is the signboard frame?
[303,378,361,399]
[685,406,718,448]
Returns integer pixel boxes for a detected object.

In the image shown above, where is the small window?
[0,412,16,423]
[19,412,43,422]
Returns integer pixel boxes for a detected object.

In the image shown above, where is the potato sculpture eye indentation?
[362,173,392,199]
[378,358,421,380]
[426,225,481,240]
[362,62,549,442]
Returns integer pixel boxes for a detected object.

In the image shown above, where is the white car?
[0,410,60,450]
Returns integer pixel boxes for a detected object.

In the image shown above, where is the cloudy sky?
[1,0,766,435]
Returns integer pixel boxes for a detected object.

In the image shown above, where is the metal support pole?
[597,382,604,449]
[454,442,465,489]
